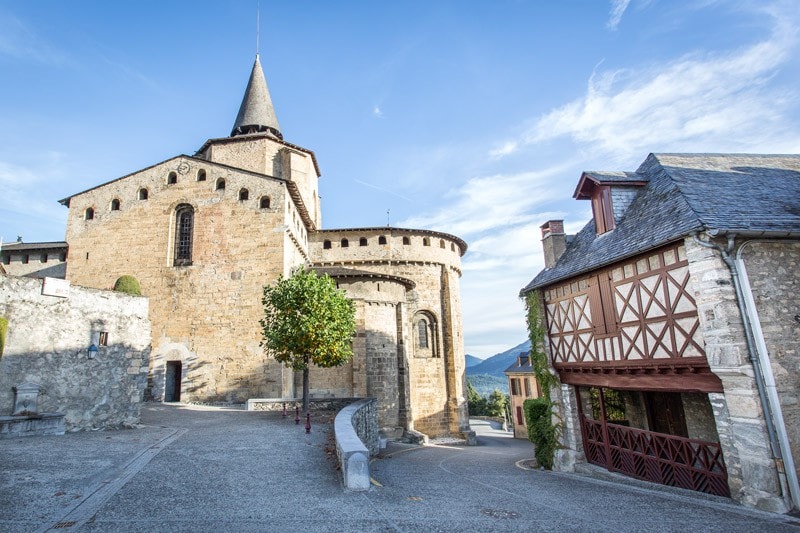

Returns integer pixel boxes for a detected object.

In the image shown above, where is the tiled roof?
[312,266,416,290]
[523,153,800,292]
[1,241,68,251]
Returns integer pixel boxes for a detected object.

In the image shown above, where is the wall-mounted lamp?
[88,344,99,359]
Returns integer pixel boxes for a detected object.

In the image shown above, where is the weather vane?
[387,209,390,227]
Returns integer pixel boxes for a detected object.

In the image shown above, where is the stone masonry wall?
[739,241,800,489]
[685,236,786,512]
[0,274,150,430]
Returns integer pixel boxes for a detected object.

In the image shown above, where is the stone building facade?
[0,241,68,279]
[58,56,470,439]
[0,274,150,430]
[522,154,800,512]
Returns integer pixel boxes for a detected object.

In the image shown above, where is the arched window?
[84,208,94,220]
[110,199,121,211]
[417,319,429,348]
[440,239,445,248]
[341,238,349,248]
[167,171,177,185]
[323,240,332,249]
[197,169,206,181]
[378,236,387,245]
[403,236,410,245]
[239,188,249,201]
[260,196,271,209]
[138,188,149,200]
[216,178,226,191]
[423,237,430,246]
[413,312,438,358]
[451,243,455,251]
[359,237,368,246]
[174,204,194,266]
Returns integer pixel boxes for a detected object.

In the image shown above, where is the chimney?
[541,220,566,268]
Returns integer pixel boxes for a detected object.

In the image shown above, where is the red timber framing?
[542,242,723,393]
[576,387,730,497]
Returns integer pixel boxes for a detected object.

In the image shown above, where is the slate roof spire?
[231,54,282,139]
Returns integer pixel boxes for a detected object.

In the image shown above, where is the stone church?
[58,56,470,438]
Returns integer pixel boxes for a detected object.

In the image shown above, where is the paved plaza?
[0,404,798,532]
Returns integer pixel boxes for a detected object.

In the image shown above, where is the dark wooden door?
[645,392,688,437]
[165,361,182,402]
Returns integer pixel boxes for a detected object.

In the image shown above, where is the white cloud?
[398,164,572,238]
[607,0,632,30]
[0,13,69,65]
[372,105,384,118]
[488,140,518,158]
[525,6,800,159]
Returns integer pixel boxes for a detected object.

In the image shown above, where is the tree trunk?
[302,358,310,413]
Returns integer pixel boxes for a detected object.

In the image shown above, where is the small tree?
[466,380,487,416]
[260,268,356,413]
[113,275,141,296]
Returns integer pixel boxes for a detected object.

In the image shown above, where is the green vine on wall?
[523,290,561,469]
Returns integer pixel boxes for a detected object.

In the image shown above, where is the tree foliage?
[466,379,509,419]
[113,275,142,296]
[0,316,7,359]
[260,268,356,411]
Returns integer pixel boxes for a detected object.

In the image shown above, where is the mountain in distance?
[467,339,531,377]
[464,354,483,367]
[465,339,531,396]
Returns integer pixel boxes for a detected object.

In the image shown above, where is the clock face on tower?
[177,162,190,175]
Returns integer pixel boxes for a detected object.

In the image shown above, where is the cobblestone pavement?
[0,404,798,532]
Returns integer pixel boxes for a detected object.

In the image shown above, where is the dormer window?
[592,186,615,234]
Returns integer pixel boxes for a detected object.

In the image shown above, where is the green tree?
[466,379,487,416]
[260,268,356,413]
[113,275,141,296]
[485,389,509,418]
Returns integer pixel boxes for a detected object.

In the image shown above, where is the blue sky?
[1,1,799,358]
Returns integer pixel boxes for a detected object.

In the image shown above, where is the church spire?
[231,55,282,139]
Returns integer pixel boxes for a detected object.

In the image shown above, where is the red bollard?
[295,406,300,425]
[282,402,287,418]
[305,412,311,434]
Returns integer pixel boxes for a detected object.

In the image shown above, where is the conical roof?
[231,55,282,138]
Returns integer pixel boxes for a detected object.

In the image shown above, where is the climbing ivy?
[523,290,561,469]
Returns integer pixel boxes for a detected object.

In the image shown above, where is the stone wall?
[739,241,800,494]
[685,236,786,512]
[0,275,150,430]
[1,245,67,279]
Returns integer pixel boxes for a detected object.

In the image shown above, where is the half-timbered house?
[521,153,800,513]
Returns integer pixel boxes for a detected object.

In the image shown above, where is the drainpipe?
[693,232,798,510]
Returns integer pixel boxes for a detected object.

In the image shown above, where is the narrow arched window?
[423,237,430,246]
[403,236,410,245]
[84,208,94,220]
[378,236,387,245]
[359,237,368,246]
[341,238,349,248]
[323,240,332,249]
[418,319,429,349]
[260,196,271,209]
[451,243,455,251]
[197,169,206,181]
[110,199,120,211]
[167,172,177,185]
[216,178,226,191]
[440,239,445,248]
[239,188,249,201]
[174,204,194,266]
[138,188,149,200]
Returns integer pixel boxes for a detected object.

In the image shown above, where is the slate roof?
[504,352,533,374]
[522,153,800,292]
[1,241,68,251]
[231,55,282,138]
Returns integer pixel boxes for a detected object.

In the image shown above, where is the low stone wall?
[0,275,151,431]
[0,413,65,438]
[246,397,364,412]
[334,398,379,491]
